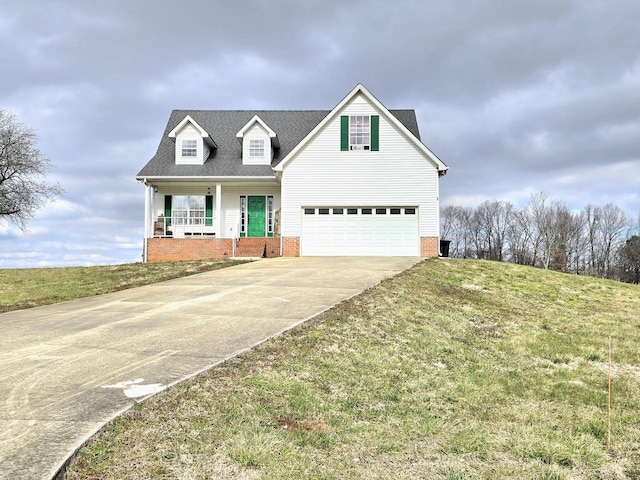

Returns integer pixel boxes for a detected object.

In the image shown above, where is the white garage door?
[300,207,419,256]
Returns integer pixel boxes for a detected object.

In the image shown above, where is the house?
[136,84,448,262]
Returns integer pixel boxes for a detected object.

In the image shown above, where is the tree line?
[441,192,640,284]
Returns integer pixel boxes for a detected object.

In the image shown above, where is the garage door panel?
[301,207,419,256]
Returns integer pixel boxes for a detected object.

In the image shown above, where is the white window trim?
[249,139,265,157]
[181,139,197,157]
[350,115,370,151]
[173,195,205,225]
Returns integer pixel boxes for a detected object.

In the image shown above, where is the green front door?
[247,196,266,237]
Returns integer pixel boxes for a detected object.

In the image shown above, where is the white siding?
[175,124,206,165]
[242,124,272,165]
[280,92,440,239]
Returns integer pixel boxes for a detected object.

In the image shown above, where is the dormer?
[236,115,280,165]
[168,115,217,165]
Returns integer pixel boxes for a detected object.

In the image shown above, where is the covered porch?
[140,179,281,262]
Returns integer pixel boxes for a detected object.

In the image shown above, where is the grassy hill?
[59,258,640,479]
[0,260,245,313]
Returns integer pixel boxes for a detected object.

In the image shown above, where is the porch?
[141,181,281,262]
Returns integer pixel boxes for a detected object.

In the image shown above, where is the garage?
[300,207,419,256]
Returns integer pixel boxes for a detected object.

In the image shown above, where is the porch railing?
[153,216,216,237]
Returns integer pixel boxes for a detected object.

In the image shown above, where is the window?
[319,208,330,215]
[362,208,372,215]
[390,208,401,215]
[181,139,197,157]
[249,139,265,157]
[350,115,369,150]
[376,208,387,215]
[347,208,358,215]
[341,115,379,151]
[173,195,205,225]
[333,208,344,215]
[268,196,274,235]
[240,196,247,235]
[405,208,416,215]
[304,208,315,215]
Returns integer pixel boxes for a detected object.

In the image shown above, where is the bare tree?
[528,192,558,269]
[598,203,629,278]
[618,236,640,284]
[0,109,63,230]
[473,200,513,261]
[440,205,474,258]
[507,207,537,265]
[441,193,638,284]
[584,204,601,275]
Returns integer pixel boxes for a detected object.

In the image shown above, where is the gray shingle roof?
[136,110,421,178]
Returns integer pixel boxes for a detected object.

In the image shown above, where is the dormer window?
[236,115,279,165]
[249,139,265,157]
[182,140,197,157]
[168,115,217,166]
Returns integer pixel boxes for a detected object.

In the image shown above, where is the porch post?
[144,183,153,239]
[215,183,222,237]
[143,182,153,263]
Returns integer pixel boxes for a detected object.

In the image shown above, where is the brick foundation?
[421,237,439,257]
[147,238,234,263]
[281,237,300,257]
[235,237,281,258]
[146,237,283,262]
[146,236,439,261]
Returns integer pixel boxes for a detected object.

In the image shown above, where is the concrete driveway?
[0,256,420,480]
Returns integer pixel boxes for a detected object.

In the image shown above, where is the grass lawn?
[53,259,640,479]
[0,260,246,313]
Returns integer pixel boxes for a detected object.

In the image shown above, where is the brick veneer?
[235,237,281,258]
[147,238,233,263]
[281,237,300,257]
[420,237,439,257]
[146,235,439,261]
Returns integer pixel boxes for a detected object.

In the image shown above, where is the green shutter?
[340,115,349,151]
[164,195,172,226]
[205,195,213,226]
[371,115,379,151]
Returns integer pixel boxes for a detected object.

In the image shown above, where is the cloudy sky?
[1,0,638,268]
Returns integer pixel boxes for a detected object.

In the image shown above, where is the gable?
[273,84,448,176]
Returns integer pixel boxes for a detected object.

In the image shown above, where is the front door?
[247,196,266,237]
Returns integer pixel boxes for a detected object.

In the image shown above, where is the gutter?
[134,175,278,182]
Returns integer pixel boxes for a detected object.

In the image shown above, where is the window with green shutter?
[340,115,379,151]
